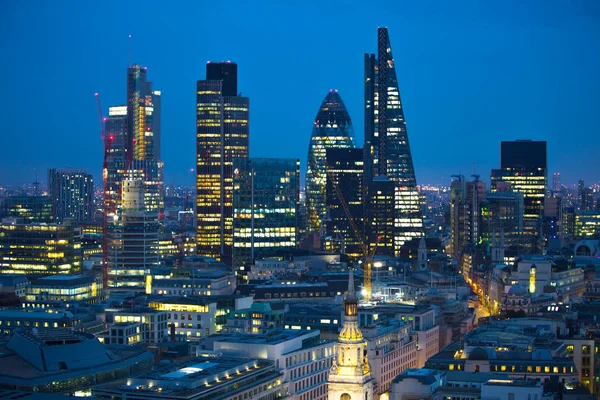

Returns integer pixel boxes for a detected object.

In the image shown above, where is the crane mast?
[325,165,379,299]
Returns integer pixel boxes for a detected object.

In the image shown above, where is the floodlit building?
[24,274,102,304]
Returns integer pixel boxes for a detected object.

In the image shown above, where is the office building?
[206,329,335,400]
[104,308,169,345]
[233,158,299,269]
[306,90,356,233]
[449,176,486,259]
[366,177,395,256]
[93,356,283,400]
[48,168,94,223]
[579,180,596,212]
[0,218,81,275]
[552,172,561,192]
[481,190,524,247]
[1,195,54,223]
[107,179,160,288]
[491,140,547,247]
[24,274,102,303]
[575,211,600,238]
[364,28,423,252]
[196,61,249,263]
[325,148,364,257]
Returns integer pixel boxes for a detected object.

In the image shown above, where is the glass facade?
[233,158,299,269]
[196,63,249,264]
[491,140,547,250]
[306,90,356,233]
[0,219,81,275]
[325,148,364,257]
[1,196,54,223]
[364,28,423,252]
[48,168,94,223]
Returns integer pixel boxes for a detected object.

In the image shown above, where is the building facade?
[0,218,81,275]
[48,168,94,223]
[364,28,423,254]
[306,90,356,234]
[196,62,249,264]
[233,158,299,270]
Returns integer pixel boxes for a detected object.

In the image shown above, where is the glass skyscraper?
[306,90,356,234]
[232,158,299,270]
[364,28,423,253]
[325,148,364,257]
[491,140,547,250]
[196,62,249,264]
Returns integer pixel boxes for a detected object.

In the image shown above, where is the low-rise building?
[25,274,102,304]
[202,329,335,400]
[0,329,153,394]
[92,356,283,400]
[223,302,284,334]
[248,258,309,281]
[0,310,79,335]
[150,266,236,296]
[103,308,168,345]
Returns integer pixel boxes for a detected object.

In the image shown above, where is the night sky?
[1,1,599,188]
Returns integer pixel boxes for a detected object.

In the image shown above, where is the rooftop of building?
[93,356,281,399]
[0,309,75,320]
[210,328,323,346]
[0,329,152,385]
[392,368,440,385]
[483,379,541,388]
[31,274,95,286]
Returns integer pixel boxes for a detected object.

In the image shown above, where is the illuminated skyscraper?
[233,158,299,270]
[48,168,94,223]
[196,62,249,263]
[306,90,356,233]
[491,140,547,250]
[364,28,423,253]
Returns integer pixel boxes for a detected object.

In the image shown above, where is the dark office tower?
[206,61,238,97]
[491,140,547,246]
[366,177,395,256]
[1,196,53,223]
[562,207,576,237]
[552,172,561,192]
[578,180,595,212]
[325,148,364,257]
[48,168,94,223]
[196,62,249,263]
[306,90,356,234]
[364,28,423,253]
[543,194,562,248]
[482,191,524,247]
[449,175,486,259]
[232,158,299,270]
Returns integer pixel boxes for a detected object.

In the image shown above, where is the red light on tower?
[109,135,115,141]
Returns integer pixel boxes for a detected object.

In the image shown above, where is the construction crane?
[325,165,380,299]
[96,93,114,291]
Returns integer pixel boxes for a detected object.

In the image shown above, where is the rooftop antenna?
[128,34,132,67]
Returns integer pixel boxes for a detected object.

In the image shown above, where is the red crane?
[96,93,114,291]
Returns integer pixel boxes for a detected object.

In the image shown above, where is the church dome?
[468,347,489,361]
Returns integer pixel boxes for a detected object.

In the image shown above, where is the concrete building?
[204,329,335,400]
[149,295,253,338]
[149,266,236,296]
[223,302,284,334]
[362,320,417,399]
[48,168,94,223]
[516,256,585,300]
[0,310,80,335]
[107,179,160,289]
[248,258,309,281]
[93,356,283,400]
[107,308,169,344]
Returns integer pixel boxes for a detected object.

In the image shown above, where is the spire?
[348,266,356,296]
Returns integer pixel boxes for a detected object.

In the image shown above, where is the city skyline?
[1,2,600,187]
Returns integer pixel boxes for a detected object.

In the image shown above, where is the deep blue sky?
[1,1,599,188]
